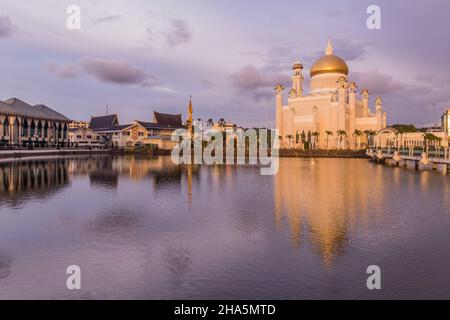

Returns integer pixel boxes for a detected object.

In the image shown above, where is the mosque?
[275,39,387,149]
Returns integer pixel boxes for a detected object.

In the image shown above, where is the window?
[77,135,82,139]
[138,132,144,136]
[87,135,92,139]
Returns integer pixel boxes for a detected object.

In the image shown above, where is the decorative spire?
[325,38,333,55]
[188,95,193,123]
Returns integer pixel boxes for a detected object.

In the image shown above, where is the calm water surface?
[0,155,449,299]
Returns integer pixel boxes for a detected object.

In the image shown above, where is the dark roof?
[91,124,134,132]
[136,120,186,130]
[153,111,182,127]
[108,124,134,132]
[1,98,70,121]
[89,114,119,131]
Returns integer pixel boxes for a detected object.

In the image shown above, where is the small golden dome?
[292,60,303,70]
[309,39,349,77]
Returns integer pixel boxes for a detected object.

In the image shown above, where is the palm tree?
[364,129,377,148]
[218,118,226,127]
[312,131,320,149]
[286,134,294,148]
[353,129,362,149]
[336,130,347,149]
[206,118,214,127]
[325,130,333,149]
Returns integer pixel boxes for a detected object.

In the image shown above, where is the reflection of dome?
[310,40,349,77]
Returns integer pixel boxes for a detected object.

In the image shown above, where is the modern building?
[68,127,105,148]
[0,98,71,148]
[69,120,90,129]
[275,39,386,149]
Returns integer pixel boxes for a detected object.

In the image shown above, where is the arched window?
[3,118,9,136]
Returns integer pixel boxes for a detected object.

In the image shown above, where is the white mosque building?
[275,39,387,149]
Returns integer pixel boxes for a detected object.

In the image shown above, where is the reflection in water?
[1,156,450,299]
[275,159,383,266]
[0,156,199,206]
[0,158,69,207]
[0,253,12,280]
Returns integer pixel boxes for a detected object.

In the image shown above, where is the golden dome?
[309,39,349,77]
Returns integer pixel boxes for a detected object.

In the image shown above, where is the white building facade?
[276,40,387,149]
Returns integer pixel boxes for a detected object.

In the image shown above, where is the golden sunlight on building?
[275,39,386,150]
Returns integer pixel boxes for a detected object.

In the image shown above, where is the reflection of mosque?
[0,158,70,206]
[274,159,380,266]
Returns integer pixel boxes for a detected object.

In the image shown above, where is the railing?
[367,147,450,163]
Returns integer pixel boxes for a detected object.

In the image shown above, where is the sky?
[1,0,450,128]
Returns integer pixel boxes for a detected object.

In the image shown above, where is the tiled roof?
[153,111,183,127]
[91,124,134,132]
[89,114,119,130]
[136,120,185,130]
[0,98,70,121]
[34,104,70,121]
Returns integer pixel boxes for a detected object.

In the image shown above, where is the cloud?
[94,14,122,24]
[230,65,290,100]
[243,39,370,74]
[81,58,157,87]
[46,63,78,79]
[163,19,192,47]
[0,15,17,38]
[350,69,403,95]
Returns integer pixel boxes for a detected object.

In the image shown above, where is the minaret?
[337,76,347,127]
[291,60,304,97]
[361,89,369,117]
[348,82,357,149]
[275,84,284,138]
[375,97,383,131]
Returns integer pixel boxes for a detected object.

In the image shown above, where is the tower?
[375,96,383,131]
[361,89,369,118]
[348,82,357,148]
[291,60,303,97]
[275,84,284,138]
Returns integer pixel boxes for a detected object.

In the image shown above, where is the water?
[0,155,449,299]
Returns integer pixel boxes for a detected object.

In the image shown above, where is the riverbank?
[0,148,174,161]
[0,148,369,161]
[279,149,369,158]
[0,148,112,160]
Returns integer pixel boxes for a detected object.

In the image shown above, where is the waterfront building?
[275,39,387,149]
[375,127,448,149]
[0,98,71,148]
[89,111,186,150]
[69,120,90,129]
[68,127,105,149]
